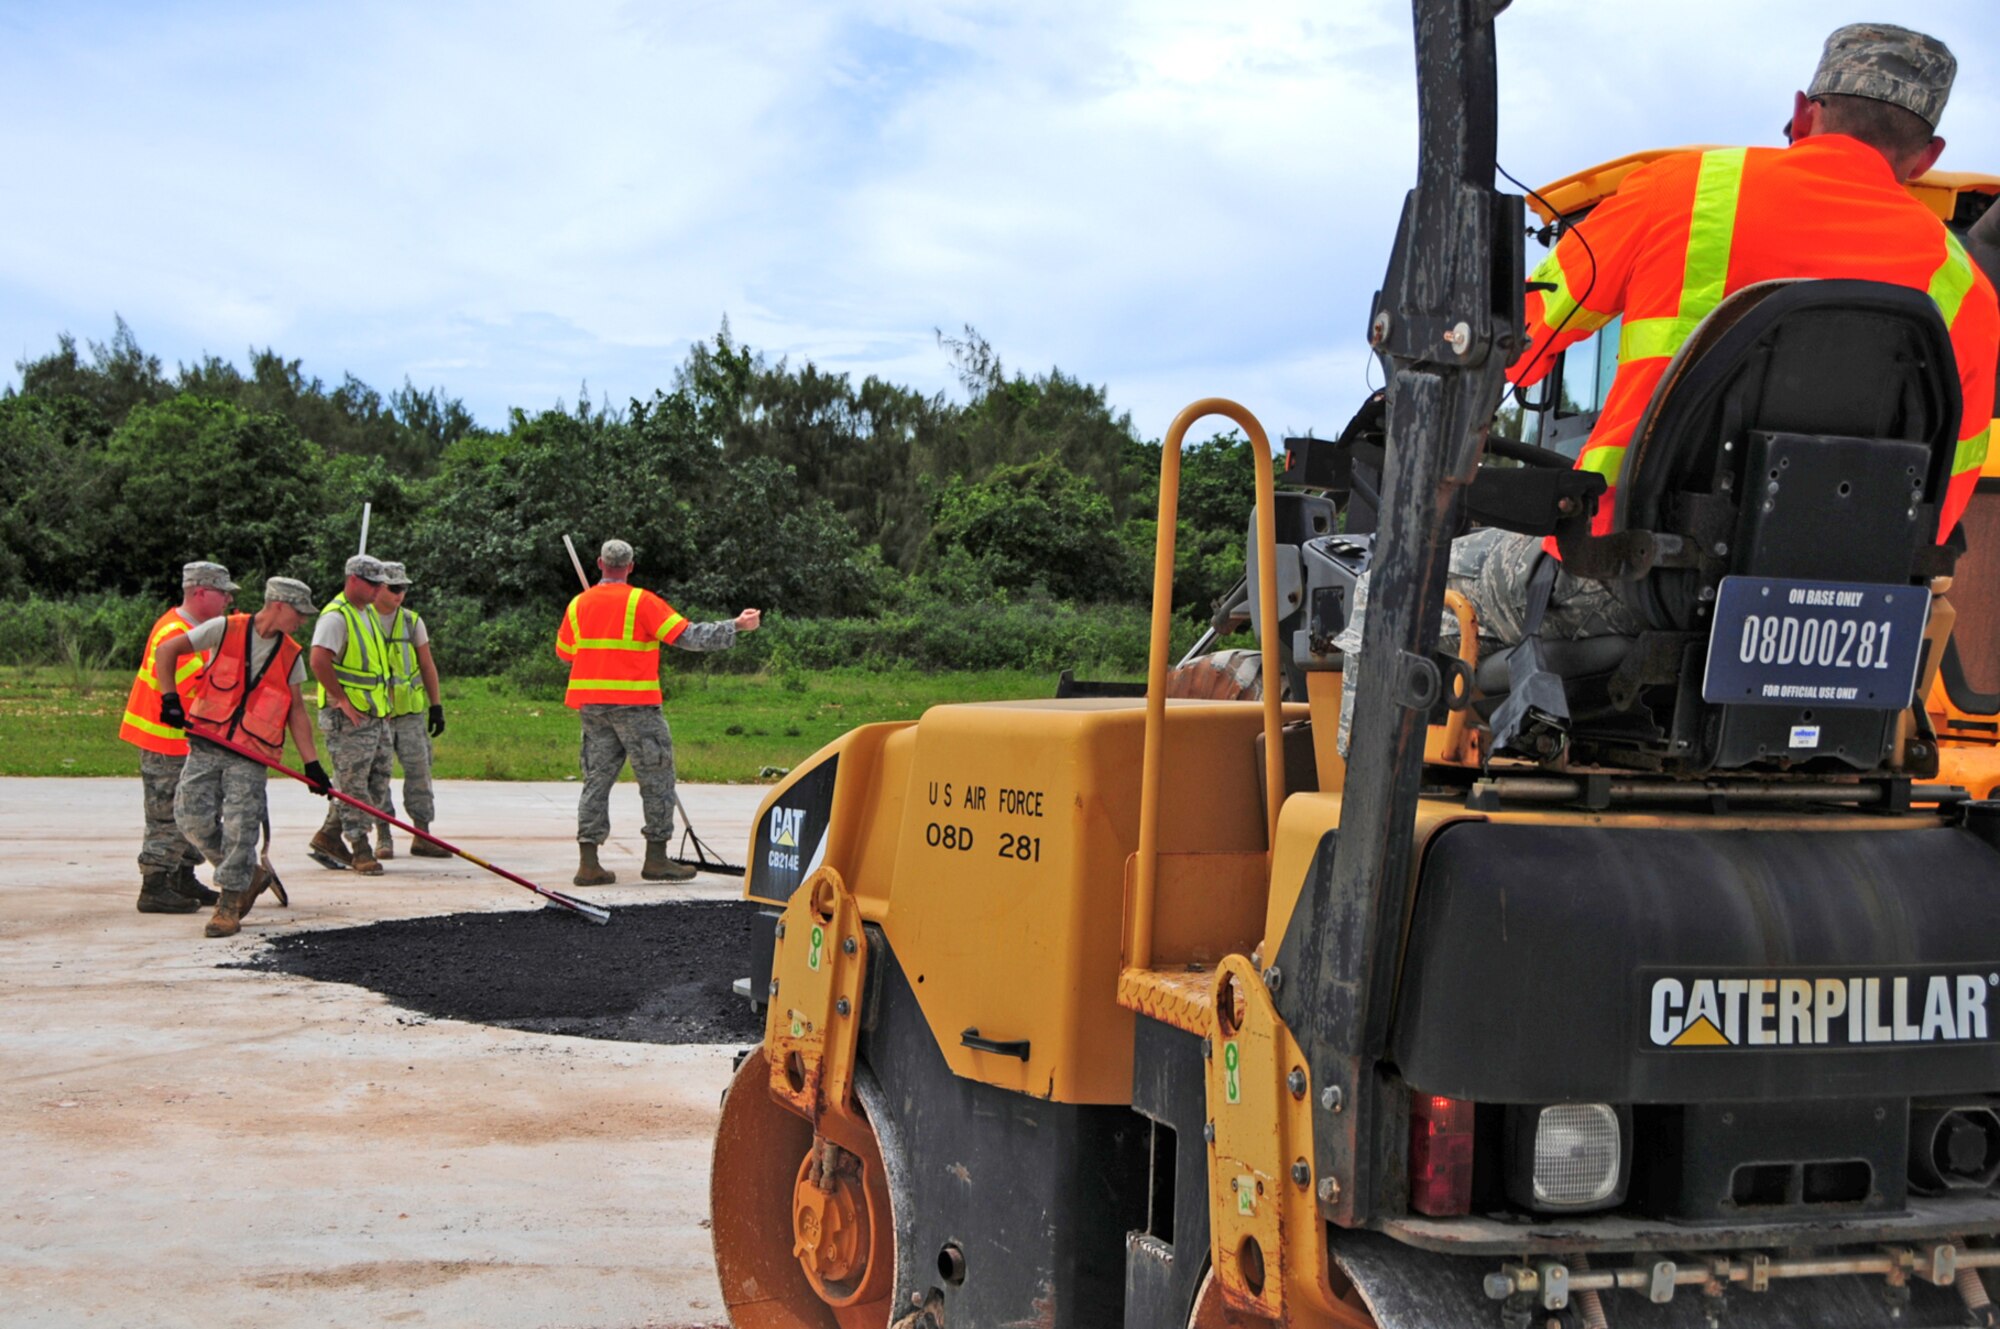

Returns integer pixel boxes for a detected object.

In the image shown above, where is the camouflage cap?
[344,553,388,582]
[599,538,635,567]
[1808,23,1956,129]
[263,576,316,614]
[182,561,238,593]
[380,561,412,587]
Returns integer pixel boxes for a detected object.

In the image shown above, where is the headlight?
[1506,1103,1630,1212]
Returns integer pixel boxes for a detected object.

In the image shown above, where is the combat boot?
[307,826,352,871]
[137,870,200,914]
[238,863,273,920]
[409,822,450,858]
[204,888,254,938]
[173,862,219,906]
[574,842,616,887]
[375,825,395,860]
[642,840,697,882]
[348,837,384,875]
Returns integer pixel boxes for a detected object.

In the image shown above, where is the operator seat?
[1476,277,1963,774]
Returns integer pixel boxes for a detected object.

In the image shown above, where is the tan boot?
[137,870,200,914]
[573,842,616,887]
[348,837,384,875]
[375,825,394,860]
[409,822,450,858]
[205,889,253,938]
[307,826,352,871]
[642,840,697,882]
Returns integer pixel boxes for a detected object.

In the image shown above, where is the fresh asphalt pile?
[239,899,763,1044]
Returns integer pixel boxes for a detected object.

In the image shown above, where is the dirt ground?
[0,775,769,1329]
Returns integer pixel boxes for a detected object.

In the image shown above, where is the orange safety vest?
[1515,135,1999,546]
[186,613,303,763]
[554,582,690,708]
[119,607,212,755]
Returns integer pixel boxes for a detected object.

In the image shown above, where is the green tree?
[0,396,121,597]
[927,455,1139,602]
[102,397,327,594]
[13,316,172,434]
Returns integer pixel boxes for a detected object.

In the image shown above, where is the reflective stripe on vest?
[1929,233,1989,483]
[120,610,210,754]
[316,595,389,715]
[1617,148,1750,365]
[383,607,427,717]
[562,585,664,707]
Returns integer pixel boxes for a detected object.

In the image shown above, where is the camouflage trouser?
[576,703,677,845]
[1335,527,1642,753]
[174,741,268,895]
[317,708,388,840]
[137,749,205,872]
[370,713,436,827]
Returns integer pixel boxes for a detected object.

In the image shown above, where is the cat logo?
[770,807,804,849]
[1648,971,1998,1050]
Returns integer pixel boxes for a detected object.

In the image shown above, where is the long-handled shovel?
[562,535,745,877]
[193,729,611,925]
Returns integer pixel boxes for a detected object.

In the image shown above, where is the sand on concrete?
[0,775,767,1329]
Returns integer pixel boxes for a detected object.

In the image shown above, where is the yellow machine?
[709,7,2000,1326]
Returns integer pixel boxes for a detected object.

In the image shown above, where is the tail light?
[1409,1093,1476,1216]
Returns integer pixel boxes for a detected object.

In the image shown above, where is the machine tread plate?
[1336,1228,1969,1329]
[1380,1192,2000,1255]
[1700,575,1928,710]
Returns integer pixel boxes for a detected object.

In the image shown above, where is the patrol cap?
[1808,23,1956,129]
[344,554,388,582]
[182,561,238,593]
[599,539,635,567]
[380,561,412,587]
[263,577,316,614]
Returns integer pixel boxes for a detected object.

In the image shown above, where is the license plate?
[1701,576,1930,709]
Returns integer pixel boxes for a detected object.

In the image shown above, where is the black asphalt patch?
[237,899,764,1045]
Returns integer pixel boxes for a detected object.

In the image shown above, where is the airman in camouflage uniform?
[158,577,332,939]
[558,538,760,886]
[306,554,393,874]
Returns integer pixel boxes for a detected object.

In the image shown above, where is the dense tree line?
[1,318,1271,672]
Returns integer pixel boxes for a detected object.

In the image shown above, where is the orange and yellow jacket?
[1513,134,1998,544]
[119,607,211,755]
[554,582,691,708]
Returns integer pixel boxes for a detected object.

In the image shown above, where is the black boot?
[173,862,219,906]
[137,870,200,915]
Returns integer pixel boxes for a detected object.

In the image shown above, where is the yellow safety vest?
[382,607,428,718]
[315,594,389,717]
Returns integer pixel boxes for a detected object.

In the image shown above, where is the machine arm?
[1272,0,1525,1227]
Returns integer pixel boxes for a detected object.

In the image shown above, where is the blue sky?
[3,1,1997,442]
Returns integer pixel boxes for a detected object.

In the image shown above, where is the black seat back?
[1580,279,1961,773]
[1617,279,1960,629]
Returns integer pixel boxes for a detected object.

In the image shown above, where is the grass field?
[0,665,1137,783]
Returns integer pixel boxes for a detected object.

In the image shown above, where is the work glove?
[302,760,332,797]
[427,703,446,738]
[159,693,187,730]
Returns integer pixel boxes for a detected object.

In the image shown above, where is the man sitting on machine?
[1337,21,1999,757]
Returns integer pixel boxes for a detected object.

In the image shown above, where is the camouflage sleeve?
[669,620,738,652]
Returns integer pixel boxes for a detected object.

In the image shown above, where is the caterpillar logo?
[748,753,837,903]
[770,806,803,850]
[1648,972,1998,1049]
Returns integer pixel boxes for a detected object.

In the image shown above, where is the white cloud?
[2,0,1995,441]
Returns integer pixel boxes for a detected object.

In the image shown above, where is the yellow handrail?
[1129,398,1286,971]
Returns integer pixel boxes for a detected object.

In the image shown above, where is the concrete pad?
[0,776,770,1329]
